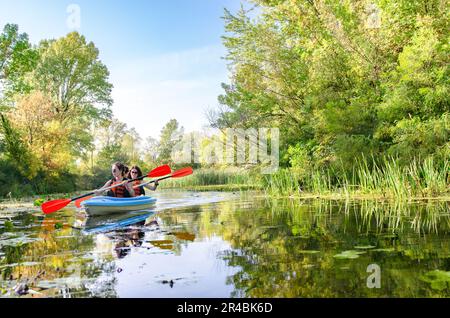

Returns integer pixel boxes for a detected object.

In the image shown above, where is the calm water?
[0,190,449,298]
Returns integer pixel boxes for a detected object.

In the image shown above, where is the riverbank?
[160,158,449,200]
[159,184,450,201]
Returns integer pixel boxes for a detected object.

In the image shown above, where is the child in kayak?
[128,165,159,196]
[95,162,135,197]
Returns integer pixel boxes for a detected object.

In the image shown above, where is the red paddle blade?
[41,199,72,214]
[147,164,171,178]
[171,167,193,178]
[75,196,93,208]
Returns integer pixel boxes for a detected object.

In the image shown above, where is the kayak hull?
[74,211,156,234]
[80,196,157,216]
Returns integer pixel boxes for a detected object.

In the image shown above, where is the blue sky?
[0,0,249,140]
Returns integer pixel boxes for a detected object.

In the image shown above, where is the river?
[0,190,449,297]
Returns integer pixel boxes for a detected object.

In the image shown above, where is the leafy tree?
[0,113,38,177]
[376,17,449,164]
[0,23,38,98]
[142,136,159,165]
[215,0,449,177]
[122,128,141,164]
[157,119,183,164]
[31,32,112,118]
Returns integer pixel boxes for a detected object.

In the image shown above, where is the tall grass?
[263,157,449,199]
[159,157,448,199]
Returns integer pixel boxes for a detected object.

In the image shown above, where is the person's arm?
[94,180,112,196]
[124,180,136,197]
[144,180,159,191]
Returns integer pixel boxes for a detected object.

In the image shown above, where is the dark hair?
[112,162,127,177]
[128,165,143,179]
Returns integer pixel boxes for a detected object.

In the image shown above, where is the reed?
[159,157,448,199]
[262,157,449,199]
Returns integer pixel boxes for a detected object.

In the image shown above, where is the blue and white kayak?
[82,212,155,234]
[80,196,157,216]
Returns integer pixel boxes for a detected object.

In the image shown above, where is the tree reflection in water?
[1,196,449,297]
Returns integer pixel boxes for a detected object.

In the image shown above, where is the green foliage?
[1,1,449,200]
[211,0,449,194]
[3,220,14,231]
[0,113,37,177]
[262,156,449,198]
[420,270,450,291]
[32,32,113,116]
[0,24,38,96]
[0,26,116,197]
[33,198,44,207]
[157,119,183,165]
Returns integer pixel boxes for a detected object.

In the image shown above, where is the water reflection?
[0,192,449,297]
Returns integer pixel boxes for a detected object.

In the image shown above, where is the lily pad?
[333,250,366,259]
[0,261,42,269]
[33,199,45,207]
[354,245,376,249]
[297,250,320,254]
[420,270,450,291]
[0,236,41,248]
[372,248,396,253]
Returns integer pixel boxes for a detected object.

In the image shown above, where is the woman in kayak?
[128,165,159,196]
[95,162,135,197]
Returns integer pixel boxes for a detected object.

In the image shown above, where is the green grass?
[262,157,449,199]
[5,157,446,201]
[157,157,449,200]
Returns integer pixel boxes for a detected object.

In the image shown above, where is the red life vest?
[133,180,145,196]
[108,179,131,198]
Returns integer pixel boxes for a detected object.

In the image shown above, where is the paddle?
[41,165,171,214]
[150,166,193,183]
[74,167,193,208]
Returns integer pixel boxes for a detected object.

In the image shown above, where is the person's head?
[129,166,143,179]
[111,162,127,179]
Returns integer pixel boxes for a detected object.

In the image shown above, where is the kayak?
[80,196,157,216]
[81,212,155,234]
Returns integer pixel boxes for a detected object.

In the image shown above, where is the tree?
[157,119,183,164]
[215,0,449,176]
[122,128,142,163]
[0,113,38,177]
[0,23,38,99]
[143,136,159,164]
[376,17,449,164]
[31,32,113,120]
[94,117,130,168]
[8,91,76,173]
